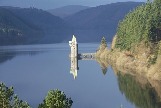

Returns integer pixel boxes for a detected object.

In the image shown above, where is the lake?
[0,43,160,108]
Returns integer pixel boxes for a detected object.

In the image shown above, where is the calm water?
[0,43,160,108]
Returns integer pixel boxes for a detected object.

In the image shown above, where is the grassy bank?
[96,35,161,81]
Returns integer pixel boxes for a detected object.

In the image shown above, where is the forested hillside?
[3,7,72,43]
[101,0,161,80]
[116,0,161,51]
[0,7,44,45]
[0,7,72,45]
[48,5,89,18]
[0,2,143,45]
[66,2,142,42]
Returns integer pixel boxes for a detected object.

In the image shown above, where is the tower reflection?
[69,35,109,79]
[70,57,79,79]
[69,55,109,79]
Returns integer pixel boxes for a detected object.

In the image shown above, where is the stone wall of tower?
[69,35,78,57]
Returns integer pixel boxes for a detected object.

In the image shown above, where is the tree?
[101,37,107,47]
[0,82,73,108]
[98,37,107,51]
[0,82,30,108]
[12,95,30,108]
[38,89,73,108]
[0,82,13,108]
[115,0,161,53]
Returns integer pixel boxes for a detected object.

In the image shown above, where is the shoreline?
[96,36,161,81]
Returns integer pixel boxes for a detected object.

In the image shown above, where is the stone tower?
[69,35,78,57]
[69,35,79,79]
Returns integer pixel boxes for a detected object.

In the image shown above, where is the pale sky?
[0,0,146,10]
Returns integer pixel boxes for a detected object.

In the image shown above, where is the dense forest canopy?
[115,0,161,51]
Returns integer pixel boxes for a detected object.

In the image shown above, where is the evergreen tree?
[38,89,73,108]
[98,37,107,51]
[101,37,107,47]
[115,0,161,51]
[0,83,13,108]
[0,82,30,108]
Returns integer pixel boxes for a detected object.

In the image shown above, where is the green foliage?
[117,73,161,108]
[12,95,30,108]
[38,89,73,108]
[0,82,30,108]
[101,37,107,47]
[0,82,13,108]
[98,37,107,51]
[0,83,73,108]
[116,0,161,50]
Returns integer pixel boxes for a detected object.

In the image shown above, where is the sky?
[0,0,146,10]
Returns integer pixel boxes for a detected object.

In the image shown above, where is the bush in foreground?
[0,82,30,108]
[38,89,73,108]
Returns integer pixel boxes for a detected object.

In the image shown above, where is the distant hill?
[47,5,89,18]
[0,7,72,45]
[0,2,143,45]
[66,2,143,42]
[0,7,44,45]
